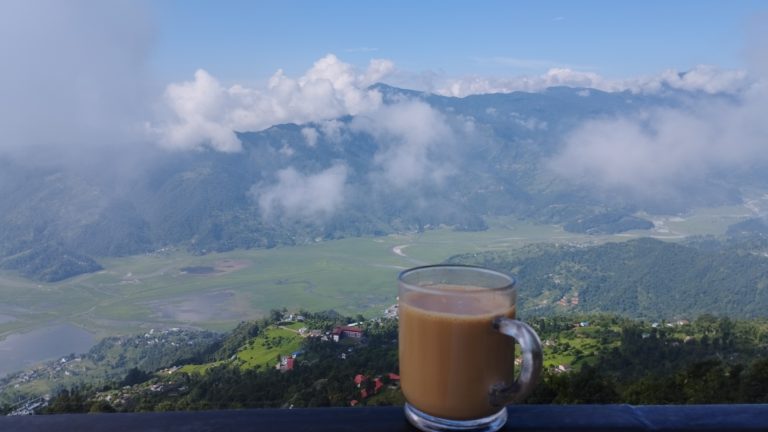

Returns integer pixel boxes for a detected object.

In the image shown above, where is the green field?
[180,326,303,374]
[0,204,754,352]
[543,326,620,370]
[235,327,303,369]
[0,218,575,341]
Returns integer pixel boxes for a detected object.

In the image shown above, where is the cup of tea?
[398,264,542,432]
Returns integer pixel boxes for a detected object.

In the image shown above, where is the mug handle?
[489,317,543,405]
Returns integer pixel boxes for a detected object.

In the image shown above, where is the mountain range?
[0,85,753,281]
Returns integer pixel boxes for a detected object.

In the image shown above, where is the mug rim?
[398,264,515,295]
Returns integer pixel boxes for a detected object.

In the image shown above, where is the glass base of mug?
[404,403,508,432]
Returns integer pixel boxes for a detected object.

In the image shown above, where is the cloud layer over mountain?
[156,59,753,153]
[156,55,394,152]
[2,1,765,219]
[432,65,750,98]
[547,18,768,203]
[1,0,756,162]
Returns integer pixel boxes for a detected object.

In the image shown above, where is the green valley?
[0,217,621,343]
[0,199,765,379]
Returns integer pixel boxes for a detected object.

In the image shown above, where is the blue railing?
[2,405,767,431]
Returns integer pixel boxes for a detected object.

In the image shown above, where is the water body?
[0,323,96,377]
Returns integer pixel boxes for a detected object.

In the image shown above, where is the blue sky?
[1,0,766,159]
[150,0,767,84]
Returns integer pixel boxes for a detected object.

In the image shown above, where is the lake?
[0,323,96,377]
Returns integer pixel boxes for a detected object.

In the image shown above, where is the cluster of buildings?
[383,303,398,319]
[275,351,304,372]
[281,313,306,323]
[349,373,400,405]
[330,325,364,342]
[94,379,187,411]
[274,324,366,372]
[297,328,324,338]
[294,324,365,343]
[651,319,690,328]
[6,396,49,416]
[3,354,86,395]
[282,313,367,343]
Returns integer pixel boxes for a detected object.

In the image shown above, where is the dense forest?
[16,310,767,415]
[448,236,768,319]
[527,315,768,404]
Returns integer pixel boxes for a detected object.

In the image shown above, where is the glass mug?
[398,265,542,432]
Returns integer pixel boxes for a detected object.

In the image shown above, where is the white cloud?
[350,100,455,188]
[278,142,295,157]
[639,66,749,94]
[433,65,751,97]
[548,80,768,201]
[510,112,547,131]
[545,18,768,205]
[156,55,395,152]
[432,19,765,206]
[301,127,318,147]
[0,0,152,160]
[319,119,345,143]
[160,70,242,152]
[155,51,754,155]
[254,163,349,220]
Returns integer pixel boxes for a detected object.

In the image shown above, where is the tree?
[121,367,152,387]
[556,365,620,404]
[270,309,283,323]
[741,358,768,402]
[89,400,116,413]
[46,388,88,414]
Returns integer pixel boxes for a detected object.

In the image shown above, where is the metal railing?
[1,404,767,431]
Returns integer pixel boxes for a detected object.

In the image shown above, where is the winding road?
[391,244,428,265]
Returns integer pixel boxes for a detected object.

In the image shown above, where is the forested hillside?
[0,329,221,410]
[16,311,768,414]
[449,237,768,319]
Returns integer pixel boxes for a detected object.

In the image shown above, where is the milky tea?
[399,285,516,420]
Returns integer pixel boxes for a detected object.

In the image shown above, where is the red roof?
[354,374,367,385]
[350,400,358,407]
[388,373,400,381]
[374,378,383,393]
[285,358,295,370]
[360,389,368,399]
[332,326,363,337]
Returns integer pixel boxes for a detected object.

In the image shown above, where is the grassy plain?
[1,218,578,341]
[0,202,756,355]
